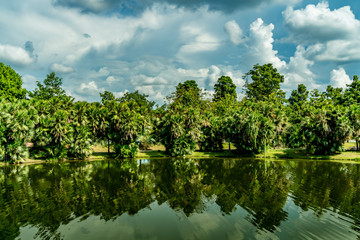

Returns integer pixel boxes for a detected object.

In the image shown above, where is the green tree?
[286,103,351,154]
[198,111,223,151]
[227,101,277,154]
[67,101,93,159]
[99,90,116,105]
[118,90,155,113]
[30,98,74,159]
[173,80,201,106]
[0,63,27,101]
[244,63,285,102]
[288,84,309,107]
[324,85,343,104]
[107,101,148,158]
[347,104,360,150]
[30,72,67,100]
[213,75,237,102]
[343,75,360,105]
[156,104,202,156]
[0,100,35,162]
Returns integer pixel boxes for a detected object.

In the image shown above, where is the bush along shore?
[0,62,360,164]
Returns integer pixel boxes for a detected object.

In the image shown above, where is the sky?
[1,0,360,103]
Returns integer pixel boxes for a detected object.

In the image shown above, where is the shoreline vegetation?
[1,63,360,165]
[1,142,359,167]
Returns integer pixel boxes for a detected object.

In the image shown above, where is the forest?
[0,62,359,163]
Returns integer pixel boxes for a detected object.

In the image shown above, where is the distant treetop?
[30,72,68,100]
[0,62,27,101]
[213,75,237,102]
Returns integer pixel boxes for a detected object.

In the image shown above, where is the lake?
[1,158,360,239]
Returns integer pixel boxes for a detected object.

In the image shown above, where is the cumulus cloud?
[0,44,36,66]
[113,90,129,99]
[247,18,286,69]
[78,81,105,97]
[224,20,243,45]
[135,85,166,102]
[330,67,351,89]
[305,40,360,63]
[282,46,319,91]
[282,2,360,65]
[50,63,75,74]
[283,2,360,43]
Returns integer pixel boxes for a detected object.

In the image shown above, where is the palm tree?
[0,100,34,162]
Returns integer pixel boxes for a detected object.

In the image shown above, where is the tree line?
[0,62,359,162]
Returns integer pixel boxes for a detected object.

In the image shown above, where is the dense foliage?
[0,63,27,101]
[0,62,359,162]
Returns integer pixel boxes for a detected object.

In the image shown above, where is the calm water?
[1,158,360,240]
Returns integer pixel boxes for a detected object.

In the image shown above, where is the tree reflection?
[0,159,360,239]
[199,159,289,232]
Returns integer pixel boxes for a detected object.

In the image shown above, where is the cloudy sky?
[1,0,360,103]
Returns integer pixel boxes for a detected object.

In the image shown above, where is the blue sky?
[1,0,360,103]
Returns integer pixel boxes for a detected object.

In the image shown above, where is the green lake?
[1,158,360,239]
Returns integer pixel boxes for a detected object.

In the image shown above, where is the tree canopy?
[30,72,67,100]
[0,63,27,101]
[343,75,360,105]
[244,63,285,102]
[288,84,309,107]
[213,75,237,102]
[173,80,201,106]
[100,90,116,104]
[118,90,155,112]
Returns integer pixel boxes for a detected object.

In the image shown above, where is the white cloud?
[206,65,222,87]
[247,18,286,69]
[135,85,166,102]
[106,76,116,84]
[78,81,105,96]
[330,67,351,89]
[50,63,75,74]
[0,44,35,65]
[283,2,360,43]
[282,46,319,91]
[282,2,360,64]
[224,20,242,45]
[178,25,220,55]
[4,0,359,104]
[113,90,129,99]
[99,67,110,76]
[305,40,360,63]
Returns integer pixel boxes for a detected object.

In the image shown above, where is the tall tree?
[30,72,67,100]
[118,90,155,112]
[173,80,201,106]
[99,90,116,105]
[288,84,308,106]
[244,63,285,102]
[213,75,237,102]
[0,63,27,101]
[324,85,343,105]
[343,75,360,105]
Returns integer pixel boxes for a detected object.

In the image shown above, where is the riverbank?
[1,142,359,166]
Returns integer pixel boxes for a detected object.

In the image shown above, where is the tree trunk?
[357,139,359,151]
[108,138,110,154]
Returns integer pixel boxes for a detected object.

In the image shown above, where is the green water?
[1,158,360,239]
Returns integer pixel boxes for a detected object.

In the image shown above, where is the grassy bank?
[1,142,359,166]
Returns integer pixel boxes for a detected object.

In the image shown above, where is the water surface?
[1,158,360,239]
